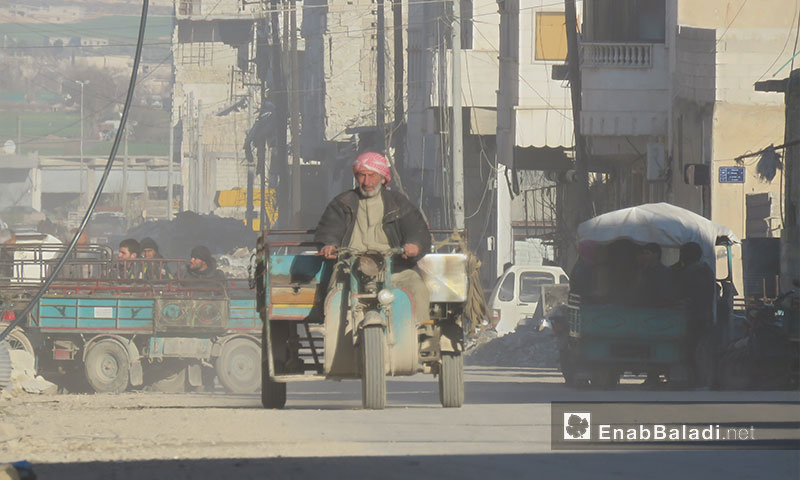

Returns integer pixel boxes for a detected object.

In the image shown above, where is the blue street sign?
[719,166,745,183]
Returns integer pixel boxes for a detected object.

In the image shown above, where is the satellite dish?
[3,140,15,155]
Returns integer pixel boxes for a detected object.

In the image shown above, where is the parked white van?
[488,265,569,336]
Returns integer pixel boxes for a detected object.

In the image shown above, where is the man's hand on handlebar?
[318,244,417,260]
[402,243,420,259]
[319,245,338,259]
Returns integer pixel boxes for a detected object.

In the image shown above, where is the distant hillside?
[0,14,172,46]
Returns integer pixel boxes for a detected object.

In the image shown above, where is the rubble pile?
[0,346,57,397]
[120,211,257,260]
[217,247,254,279]
[465,320,560,368]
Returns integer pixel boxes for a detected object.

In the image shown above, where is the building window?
[498,273,515,302]
[179,0,200,16]
[180,42,215,65]
[518,271,555,303]
[585,0,665,43]
[534,11,568,61]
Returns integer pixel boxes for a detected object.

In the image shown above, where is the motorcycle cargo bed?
[568,304,687,340]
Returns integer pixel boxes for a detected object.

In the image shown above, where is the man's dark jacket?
[314,188,431,272]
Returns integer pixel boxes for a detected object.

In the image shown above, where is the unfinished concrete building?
[173,0,263,223]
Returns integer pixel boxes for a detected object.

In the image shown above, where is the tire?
[216,338,261,394]
[361,325,386,410]
[717,350,752,390]
[6,328,34,356]
[438,352,464,408]
[84,340,130,393]
[590,369,619,390]
[559,344,576,386]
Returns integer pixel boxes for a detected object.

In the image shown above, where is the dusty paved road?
[0,367,798,479]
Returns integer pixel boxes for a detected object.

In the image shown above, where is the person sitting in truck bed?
[632,243,673,307]
[140,237,174,280]
[607,239,641,305]
[570,241,612,304]
[116,238,141,280]
[183,245,225,281]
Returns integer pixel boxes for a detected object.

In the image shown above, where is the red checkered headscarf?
[352,152,391,183]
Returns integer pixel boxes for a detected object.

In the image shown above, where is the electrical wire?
[714,0,749,50]
[0,0,150,343]
[14,50,174,145]
[472,19,572,121]
[755,0,799,83]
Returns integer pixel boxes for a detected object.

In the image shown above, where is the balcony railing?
[581,43,652,68]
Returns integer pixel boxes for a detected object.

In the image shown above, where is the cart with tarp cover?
[564,203,739,388]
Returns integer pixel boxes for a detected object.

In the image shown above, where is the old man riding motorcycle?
[257,152,467,409]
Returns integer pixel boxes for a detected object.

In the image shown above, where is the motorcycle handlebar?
[334,247,405,258]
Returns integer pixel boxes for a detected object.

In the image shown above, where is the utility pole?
[76,79,89,207]
[197,99,204,213]
[392,0,404,171]
[122,124,129,216]
[271,0,289,227]
[289,0,302,227]
[451,0,464,229]
[16,115,21,155]
[376,0,386,151]
[564,0,590,227]
[246,85,255,230]
[167,115,174,220]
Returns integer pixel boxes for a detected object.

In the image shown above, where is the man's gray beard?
[358,183,382,198]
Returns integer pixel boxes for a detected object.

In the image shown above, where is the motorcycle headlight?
[378,289,395,306]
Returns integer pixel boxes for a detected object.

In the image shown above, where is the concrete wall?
[677,0,791,240]
[581,44,670,138]
[314,0,395,141]
[172,5,258,215]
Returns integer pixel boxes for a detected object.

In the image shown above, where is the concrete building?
[298,0,401,226]
[0,154,42,214]
[172,0,263,223]
[406,0,576,284]
[172,0,398,228]
[579,0,792,285]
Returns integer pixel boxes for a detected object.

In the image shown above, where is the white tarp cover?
[577,203,739,268]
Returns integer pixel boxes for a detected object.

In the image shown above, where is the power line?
[0,0,150,344]
[755,0,798,82]
[471,17,572,121]
[714,0,749,50]
[15,50,175,145]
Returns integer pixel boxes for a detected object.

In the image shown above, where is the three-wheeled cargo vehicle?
[256,231,468,409]
[562,203,739,388]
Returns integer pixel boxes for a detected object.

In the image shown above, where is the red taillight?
[1,311,14,322]
[491,309,500,329]
[53,348,73,361]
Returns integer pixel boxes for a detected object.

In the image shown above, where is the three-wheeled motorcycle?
[563,203,739,388]
[256,230,468,409]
